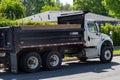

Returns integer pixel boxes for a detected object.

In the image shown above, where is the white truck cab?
[84,20,113,62]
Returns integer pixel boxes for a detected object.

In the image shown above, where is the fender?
[97,34,113,56]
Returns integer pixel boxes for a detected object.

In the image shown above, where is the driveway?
[0,56,120,80]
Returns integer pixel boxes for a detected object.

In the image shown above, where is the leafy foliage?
[101,23,113,35]
[21,0,44,16]
[102,0,120,18]
[73,0,108,15]
[101,24,120,46]
[60,3,73,11]
[40,5,60,12]
[0,19,56,27]
[0,0,26,20]
[21,0,56,16]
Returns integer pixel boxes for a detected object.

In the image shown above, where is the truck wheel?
[19,52,42,73]
[42,51,62,70]
[100,47,113,63]
[77,48,87,62]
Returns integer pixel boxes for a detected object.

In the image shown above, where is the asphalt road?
[0,56,120,80]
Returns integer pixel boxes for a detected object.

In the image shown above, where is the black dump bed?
[0,12,85,52]
[0,24,84,51]
[15,24,84,48]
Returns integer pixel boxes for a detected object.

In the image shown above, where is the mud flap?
[10,53,18,73]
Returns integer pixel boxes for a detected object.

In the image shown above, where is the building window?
[48,14,50,20]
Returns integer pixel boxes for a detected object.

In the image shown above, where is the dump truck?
[0,11,113,73]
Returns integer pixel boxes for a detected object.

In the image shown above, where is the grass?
[114,50,120,55]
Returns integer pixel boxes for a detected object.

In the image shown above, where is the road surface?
[0,56,120,80]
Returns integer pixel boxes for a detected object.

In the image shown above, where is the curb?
[114,46,120,50]
[114,54,120,56]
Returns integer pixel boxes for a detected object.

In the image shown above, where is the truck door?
[85,22,101,47]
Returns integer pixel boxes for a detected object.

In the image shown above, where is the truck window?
[88,23,98,33]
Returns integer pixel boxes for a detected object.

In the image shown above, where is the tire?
[42,51,62,70]
[77,48,87,62]
[100,47,113,63]
[19,52,42,73]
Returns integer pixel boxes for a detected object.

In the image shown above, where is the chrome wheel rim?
[27,56,39,69]
[104,50,111,60]
[49,55,59,67]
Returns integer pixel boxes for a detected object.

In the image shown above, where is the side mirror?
[109,31,112,36]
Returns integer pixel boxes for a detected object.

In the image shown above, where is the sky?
[60,0,73,5]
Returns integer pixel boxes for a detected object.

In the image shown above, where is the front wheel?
[100,47,113,63]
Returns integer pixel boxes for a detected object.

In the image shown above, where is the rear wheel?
[19,52,42,73]
[42,51,62,70]
[100,47,113,63]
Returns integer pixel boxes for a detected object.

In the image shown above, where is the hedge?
[0,20,57,27]
[101,24,120,46]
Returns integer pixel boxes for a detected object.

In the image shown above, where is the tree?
[21,0,56,16]
[44,0,55,6]
[21,0,44,16]
[0,0,26,20]
[102,0,120,18]
[56,0,60,6]
[60,3,73,11]
[73,0,108,15]
[40,0,63,12]
[40,5,60,12]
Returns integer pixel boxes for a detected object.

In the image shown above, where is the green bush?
[101,24,120,46]
[101,24,113,35]
[0,20,57,27]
